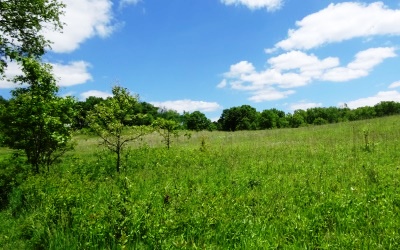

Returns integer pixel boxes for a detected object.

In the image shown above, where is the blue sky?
[1,0,400,120]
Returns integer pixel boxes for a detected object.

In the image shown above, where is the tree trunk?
[117,150,120,173]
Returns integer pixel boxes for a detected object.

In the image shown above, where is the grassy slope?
[1,116,400,249]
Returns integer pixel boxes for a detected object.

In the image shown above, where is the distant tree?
[0,0,64,75]
[374,101,400,117]
[133,101,159,125]
[157,108,182,123]
[290,110,307,128]
[352,106,376,120]
[184,111,212,131]
[313,117,328,125]
[0,58,75,173]
[73,96,105,130]
[218,105,258,131]
[258,109,279,129]
[153,118,180,149]
[87,86,150,172]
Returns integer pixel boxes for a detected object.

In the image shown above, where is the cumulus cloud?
[80,90,112,100]
[342,91,400,109]
[220,47,395,102]
[220,0,283,11]
[44,0,115,53]
[52,61,93,86]
[0,61,93,88]
[289,101,322,111]
[274,2,400,51]
[321,47,396,81]
[150,100,222,113]
[249,88,295,102]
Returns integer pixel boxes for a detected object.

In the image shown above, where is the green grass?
[1,116,400,249]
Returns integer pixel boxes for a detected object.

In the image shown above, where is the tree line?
[2,93,400,134]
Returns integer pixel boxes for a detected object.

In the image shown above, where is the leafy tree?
[218,105,258,131]
[184,111,212,131]
[73,96,105,130]
[258,109,279,129]
[132,101,159,125]
[0,0,64,75]
[290,110,307,128]
[352,106,376,120]
[0,96,8,106]
[157,108,182,123]
[87,86,149,172]
[374,101,400,117]
[313,117,328,125]
[153,118,180,149]
[0,58,75,173]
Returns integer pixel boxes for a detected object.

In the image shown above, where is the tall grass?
[1,116,400,249]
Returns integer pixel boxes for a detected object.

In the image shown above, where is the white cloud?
[217,79,227,88]
[80,90,112,100]
[343,91,400,109]
[44,0,115,53]
[249,88,295,102]
[0,61,92,88]
[52,61,92,86]
[289,101,322,111]
[220,47,395,102]
[151,100,222,113]
[321,47,396,82]
[268,50,339,73]
[221,0,283,11]
[275,2,400,51]
[223,61,255,78]
[388,81,400,88]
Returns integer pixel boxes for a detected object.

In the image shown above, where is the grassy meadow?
[1,116,400,249]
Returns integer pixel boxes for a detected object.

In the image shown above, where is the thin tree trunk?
[117,150,120,173]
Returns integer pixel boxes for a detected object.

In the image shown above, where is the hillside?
[1,116,400,248]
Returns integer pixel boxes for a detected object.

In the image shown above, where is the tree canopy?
[0,0,64,76]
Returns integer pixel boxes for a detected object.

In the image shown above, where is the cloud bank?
[220,47,396,102]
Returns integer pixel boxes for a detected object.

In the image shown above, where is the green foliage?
[0,58,75,173]
[0,154,30,210]
[184,111,212,131]
[219,105,259,131]
[152,118,180,149]
[0,0,64,75]
[87,86,150,172]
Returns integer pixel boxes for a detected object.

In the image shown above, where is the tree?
[87,86,149,172]
[184,111,212,131]
[153,118,180,149]
[258,109,279,129]
[72,96,105,130]
[374,101,400,117]
[290,110,307,128]
[218,105,258,131]
[0,0,64,75]
[0,58,75,173]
